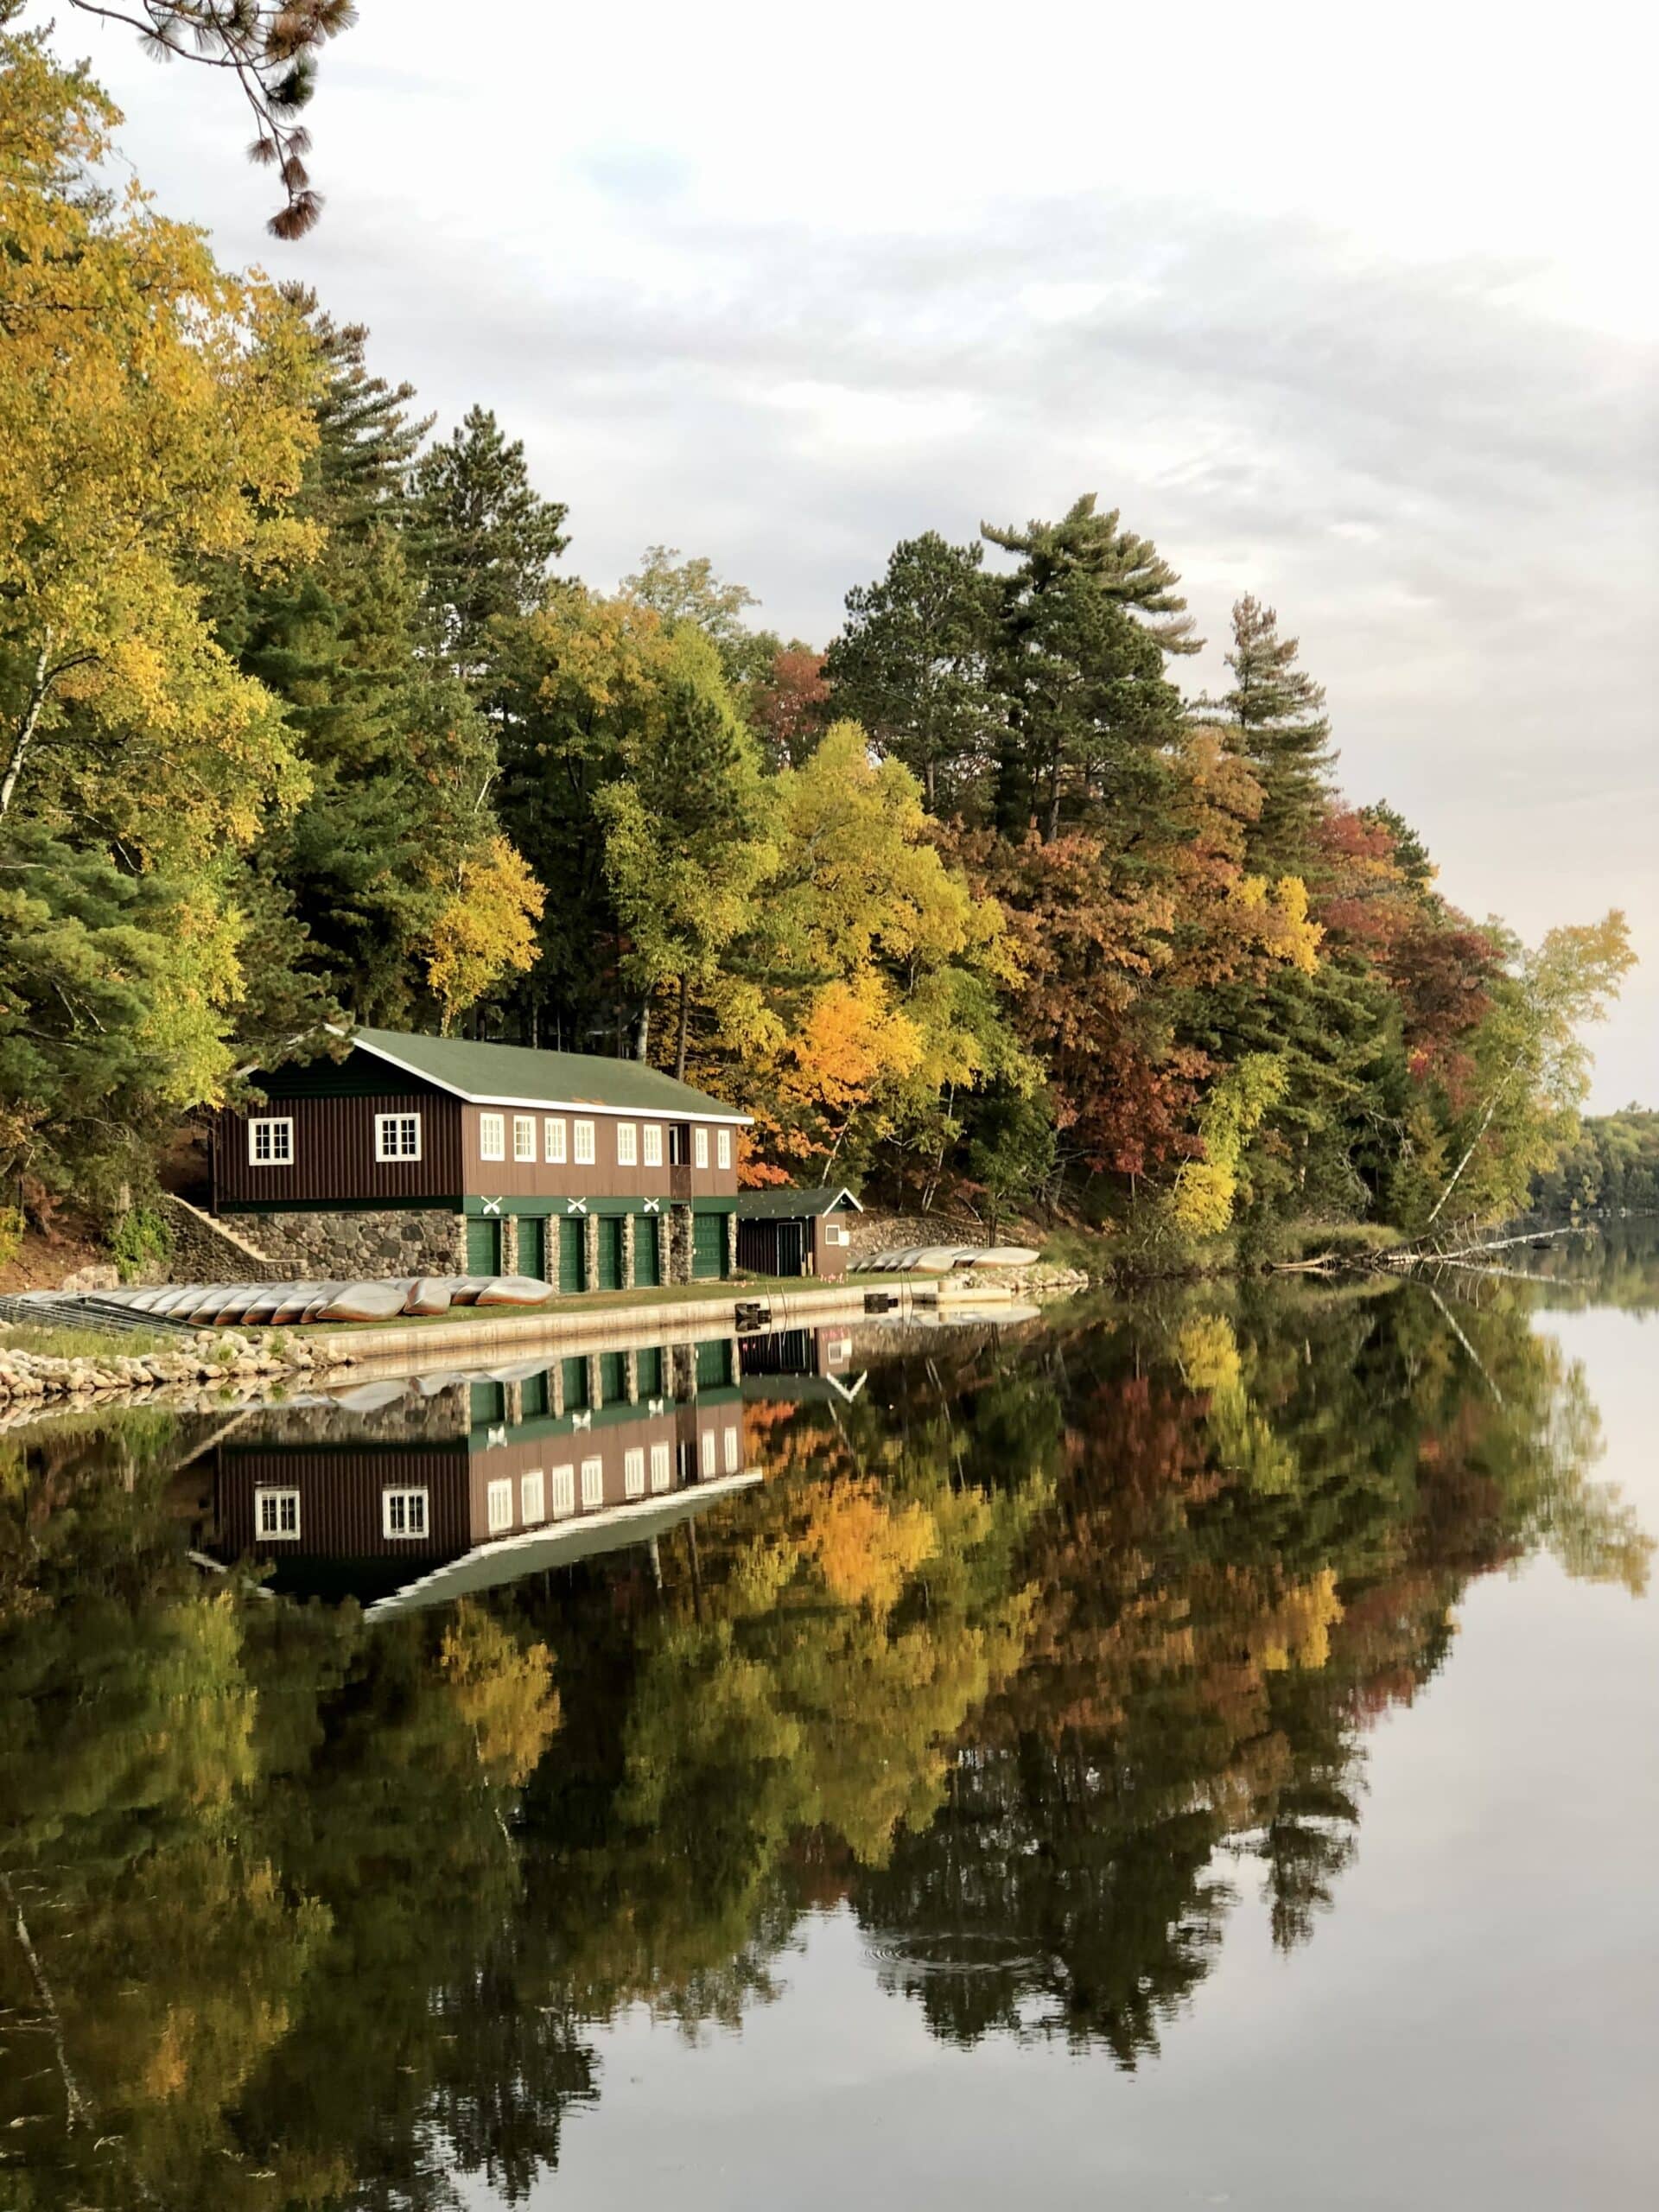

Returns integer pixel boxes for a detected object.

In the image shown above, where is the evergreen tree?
[413,406,569,689]
[980,498,1190,842]
[1211,594,1335,875]
[823,532,998,814]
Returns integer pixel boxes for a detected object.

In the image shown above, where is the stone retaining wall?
[222,1206,467,1279]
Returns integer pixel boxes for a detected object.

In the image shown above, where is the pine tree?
[412,407,569,690]
[1212,595,1334,875]
[823,532,998,815]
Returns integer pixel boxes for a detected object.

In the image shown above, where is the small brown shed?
[734,1186,862,1278]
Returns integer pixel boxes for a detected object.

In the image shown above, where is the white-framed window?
[580,1456,604,1510]
[512,1114,537,1162]
[480,1112,505,1162]
[487,1478,513,1534]
[824,1221,851,1246]
[550,1464,575,1519]
[574,1120,595,1166]
[615,1122,638,1167]
[374,1112,422,1163]
[249,1116,294,1166]
[693,1126,709,1169]
[623,1446,645,1499]
[383,1487,429,1538]
[724,1425,741,1474]
[521,1469,545,1524]
[716,1128,733,1172]
[642,1123,663,1167]
[255,1486,300,1540]
[650,1441,671,1492]
[544,1116,567,1165]
[700,1430,716,1478]
[669,1125,689,1166]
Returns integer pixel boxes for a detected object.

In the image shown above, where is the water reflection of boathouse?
[213,1333,760,1613]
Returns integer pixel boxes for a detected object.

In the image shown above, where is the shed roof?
[734,1184,863,1218]
[345,1027,749,1122]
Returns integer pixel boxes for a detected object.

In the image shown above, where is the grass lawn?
[0,1321,182,1360]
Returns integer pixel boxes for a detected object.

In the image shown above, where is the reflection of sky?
[519,1303,1659,2210]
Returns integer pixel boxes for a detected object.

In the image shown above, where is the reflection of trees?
[0,1268,1650,2197]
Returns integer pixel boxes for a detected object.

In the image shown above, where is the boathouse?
[211,1027,748,1287]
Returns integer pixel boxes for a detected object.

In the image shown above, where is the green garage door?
[692,1210,728,1281]
[633,1214,661,1287]
[467,1216,501,1274]
[595,1216,625,1292]
[558,1218,585,1294]
[518,1214,547,1281]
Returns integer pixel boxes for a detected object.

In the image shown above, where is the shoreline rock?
[0,1328,358,1414]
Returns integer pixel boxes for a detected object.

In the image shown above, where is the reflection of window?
[623,1447,645,1498]
[249,1117,293,1166]
[513,1115,537,1161]
[724,1425,741,1474]
[616,1122,638,1166]
[544,1117,567,1164]
[550,1465,575,1518]
[480,1112,505,1161]
[580,1456,604,1509]
[255,1486,300,1539]
[574,1120,595,1166]
[642,1124,662,1166]
[693,1126,709,1169]
[487,1478,513,1533]
[701,1430,716,1478]
[650,1441,671,1492]
[374,1112,421,1162]
[383,1488,429,1538]
[521,1469,545,1523]
[716,1128,733,1171]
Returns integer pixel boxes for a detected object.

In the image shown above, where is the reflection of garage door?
[633,1215,661,1287]
[467,1216,500,1274]
[692,1211,728,1280]
[596,1216,625,1292]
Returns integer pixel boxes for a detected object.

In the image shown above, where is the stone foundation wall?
[223,1206,467,1279]
[156,1195,286,1283]
[669,1205,694,1284]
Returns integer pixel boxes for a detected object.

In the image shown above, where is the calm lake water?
[3,1230,1656,2209]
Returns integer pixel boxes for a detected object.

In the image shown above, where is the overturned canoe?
[404,1278,454,1317]
[316,1281,415,1324]
[474,1275,557,1307]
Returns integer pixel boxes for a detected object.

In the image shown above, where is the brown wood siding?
[214,1092,464,1211]
[811,1217,852,1277]
[216,1445,471,1559]
[461,1103,738,1204]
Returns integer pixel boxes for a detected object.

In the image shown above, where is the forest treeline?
[1532,1110,1659,1218]
[0,21,1635,1259]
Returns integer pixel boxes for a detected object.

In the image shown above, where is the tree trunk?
[0,634,54,821]
[675,974,690,1083]
[632,1001,650,1062]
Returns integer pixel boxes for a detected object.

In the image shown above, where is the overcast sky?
[63,0,1658,1106]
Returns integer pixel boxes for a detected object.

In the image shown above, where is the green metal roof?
[346,1027,747,1122]
[734,1184,863,1218]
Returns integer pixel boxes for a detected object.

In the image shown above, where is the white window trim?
[248,1116,294,1167]
[693,1126,709,1169]
[716,1128,733,1172]
[513,1114,537,1162]
[724,1425,741,1474]
[623,1446,645,1499]
[486,1478,513,1534]
[650,1441,671,1492]
[479,1112,505,1162]
[520,1469,545,1524]
[642,1123,663,1167]
[550,1464,575,1519]
[544,1116,567,1165]
[574,1119,596,1166]
[700,1430,716,1477]
[374,1111,422,1163]
[580,1455,604,1510]
[615,1122,638,1167]
[255,1486,301,1540]
[382,1487,429,1539]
